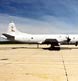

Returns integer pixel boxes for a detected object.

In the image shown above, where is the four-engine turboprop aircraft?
[1,22,78,48]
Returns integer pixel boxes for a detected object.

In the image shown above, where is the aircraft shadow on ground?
[42,47,61,51]
[11,47,76,51]
[42,46,78,51]
[10,47,72,51]
[0,46,78,51]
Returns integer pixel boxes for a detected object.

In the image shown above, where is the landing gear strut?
[37,44,39,48]
[50,44,55,49]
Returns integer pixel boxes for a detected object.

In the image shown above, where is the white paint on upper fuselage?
[68,34,78,43]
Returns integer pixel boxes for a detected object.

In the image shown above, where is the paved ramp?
[0,45,77,81]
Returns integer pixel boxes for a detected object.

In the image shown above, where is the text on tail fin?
[8,22,16,33]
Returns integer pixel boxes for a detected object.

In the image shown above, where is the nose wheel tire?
[75,42,77,46]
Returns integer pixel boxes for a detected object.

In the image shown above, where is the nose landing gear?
[75,42,78,46]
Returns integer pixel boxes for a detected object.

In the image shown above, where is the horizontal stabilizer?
[2,33,15,41]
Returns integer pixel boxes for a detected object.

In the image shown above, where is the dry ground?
[0,44,78,81]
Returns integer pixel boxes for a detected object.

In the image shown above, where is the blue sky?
[0,0,78,34]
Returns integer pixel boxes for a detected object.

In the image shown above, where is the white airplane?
[1,22,78,48]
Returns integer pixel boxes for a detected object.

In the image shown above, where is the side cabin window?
[31,37,33,39]
[73,37,75,39]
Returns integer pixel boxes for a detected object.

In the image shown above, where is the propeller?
[66,36,71,43]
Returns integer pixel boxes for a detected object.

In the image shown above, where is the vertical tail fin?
[8,22,17,33]
[7,22,22,34]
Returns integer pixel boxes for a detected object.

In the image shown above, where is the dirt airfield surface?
[0,44,78,81]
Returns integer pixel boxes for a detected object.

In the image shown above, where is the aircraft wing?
[42,39,59,46]
[2,33,15,41]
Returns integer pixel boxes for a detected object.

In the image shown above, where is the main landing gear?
[49,44,60,50]
[37,44,39,48]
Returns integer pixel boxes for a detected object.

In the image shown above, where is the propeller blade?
[66,36,71,43]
